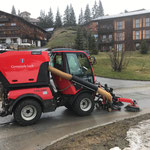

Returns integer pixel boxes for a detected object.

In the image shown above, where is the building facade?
[93,9,150,51]
[0,11,48,49]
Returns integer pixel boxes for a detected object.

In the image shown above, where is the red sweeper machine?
[0,49,140,125]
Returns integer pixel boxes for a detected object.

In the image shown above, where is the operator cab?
[51,49,95,83]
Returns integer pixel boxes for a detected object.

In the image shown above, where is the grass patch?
[46,27,77,49]
[93,51,150,81]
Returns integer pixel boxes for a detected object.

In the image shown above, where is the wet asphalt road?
[0,77,150,150]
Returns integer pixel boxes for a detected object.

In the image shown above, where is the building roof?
[93,9,150,21]
[29,18,39,23]
[45,28,54,32]
[0,10,47,33]
[20,11,31,16]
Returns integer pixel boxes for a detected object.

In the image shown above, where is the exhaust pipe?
[48,66,112,103]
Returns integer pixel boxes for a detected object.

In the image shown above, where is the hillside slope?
[46,27,77,49]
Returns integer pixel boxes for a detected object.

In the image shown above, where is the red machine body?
[0,50,97,125]
[8,87,53,100]
[0,51,49,85]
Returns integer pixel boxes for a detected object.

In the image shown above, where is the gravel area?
[44,113,150,150]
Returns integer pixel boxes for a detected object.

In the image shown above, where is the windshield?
[66,53,94,83]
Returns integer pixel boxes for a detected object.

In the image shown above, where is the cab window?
[66,53,94,83]
[53,53,64,71]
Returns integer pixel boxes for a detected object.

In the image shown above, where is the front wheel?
[73,93,94,116]
[14,99,42,126]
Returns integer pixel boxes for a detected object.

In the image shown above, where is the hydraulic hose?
[48,66,112,103]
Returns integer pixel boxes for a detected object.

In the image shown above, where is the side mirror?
[89,56,96,65]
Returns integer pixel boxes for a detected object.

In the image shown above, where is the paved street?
[0,77,150,150]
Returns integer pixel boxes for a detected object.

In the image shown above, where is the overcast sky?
[1,0,150,19]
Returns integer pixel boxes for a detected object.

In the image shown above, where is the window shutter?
[133,19,135,28]
[123,32,125,40]
[139,30,142,39]
[143,18,146,27]
[114,21,117,30]
[133,31,135,40]
[123,21,125,29]
[140,18,142,28]
[143,30,145,39]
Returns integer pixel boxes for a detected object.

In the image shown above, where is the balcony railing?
[99,38,113,43]
[99,27,114,33]
[0,34,21,37]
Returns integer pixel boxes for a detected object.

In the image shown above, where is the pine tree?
[88,33,96,51]
[97,0,104,17]
[63,5,76,26]
[69,4,76,26]
[18,10,21,16]
[84,4,91,24]
[78,8,84,25]
[63,5,70,26]
[47,8,54,27]
[55,9,62,28]
[11,5,16,15]
[92,1,98,19]
[92,0,104,19]
[37,10,47,28]
[75,27,84,50]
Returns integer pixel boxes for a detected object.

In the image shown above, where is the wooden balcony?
[99,38,114,44]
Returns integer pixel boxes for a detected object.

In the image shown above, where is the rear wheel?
[73,93,94,116]
[14,99,42,126]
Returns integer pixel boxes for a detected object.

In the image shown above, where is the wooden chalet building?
[92,9,150,51]
[0,10,48,49]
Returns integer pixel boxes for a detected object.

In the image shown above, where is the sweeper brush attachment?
[125,105,140,112]
[118,98,140,112]
[95,84,141,112]
[124,99,140,112]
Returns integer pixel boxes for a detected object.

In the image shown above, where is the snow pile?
[110,147,121,150]
[111,119,150,150]
[124,119,150,150]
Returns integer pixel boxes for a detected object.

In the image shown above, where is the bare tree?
[109,49,129,72]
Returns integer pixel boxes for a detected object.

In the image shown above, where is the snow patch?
[110,147,121,150]
[110,119,150,150]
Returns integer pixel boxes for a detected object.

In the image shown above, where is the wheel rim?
[21,105,37,121]
[80,98,92,111]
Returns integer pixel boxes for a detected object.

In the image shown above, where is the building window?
[116,21,123,30]
[11,23,16,26]
[116,32,123,41]
[109,46,112,50]
[109,34,112,39]
[102,35,106,39]
[0,23,5,26]
[145,30,150,39]
[145,18,150,27]
[0,39,6,43]
[135,31,140,40]
[135,19,140,28]
[11,38,17,43]
[94,34,98,39]
[117,44,123,51]
[136,43,140,50]
[22,39,28,43]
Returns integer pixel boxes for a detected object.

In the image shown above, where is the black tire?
[14,99,42,126]
[73,93,94,116]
